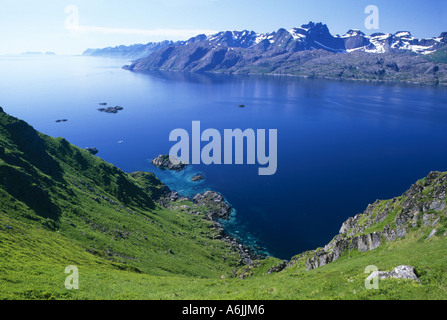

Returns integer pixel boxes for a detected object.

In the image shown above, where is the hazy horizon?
[0,0,446,55]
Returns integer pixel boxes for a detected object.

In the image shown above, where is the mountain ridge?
[116,22,447,85]
[83,22,447,59]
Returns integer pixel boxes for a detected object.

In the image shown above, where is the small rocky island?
[98,106,124,114]
[55,119,68,123]
[192,174,205,182]
[151,154,187,171]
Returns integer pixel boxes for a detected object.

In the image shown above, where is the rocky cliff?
[286,171,447,270]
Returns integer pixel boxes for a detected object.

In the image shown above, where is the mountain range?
[84,22,447,85]
[84,22,447,58]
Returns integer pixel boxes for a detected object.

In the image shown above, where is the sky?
[0,0,446,55]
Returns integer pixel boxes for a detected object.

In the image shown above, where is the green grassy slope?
[1,109,446,300]
[0,109,244,299]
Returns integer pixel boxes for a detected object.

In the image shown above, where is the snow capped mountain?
[84,22,446,59]
[196,22,445,55]
[124,22,447,85]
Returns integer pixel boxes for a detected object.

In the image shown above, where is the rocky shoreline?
[149,154,265,265]
[156,188,262,265]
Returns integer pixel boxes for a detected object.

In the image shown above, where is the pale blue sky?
[0,0,446,54]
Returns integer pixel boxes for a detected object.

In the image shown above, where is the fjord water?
[2,55,447,259]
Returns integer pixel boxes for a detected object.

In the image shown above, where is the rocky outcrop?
[288,171,447,271]
[266,260,288,274]
[157,188,257,265]
[192,190,231,220]
[85,147,98,155]
[151,154,187,171]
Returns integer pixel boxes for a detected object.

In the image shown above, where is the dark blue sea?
[2,55,447,259]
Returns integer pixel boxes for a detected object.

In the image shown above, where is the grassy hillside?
[0,109,446,300]
[0,109,244,299]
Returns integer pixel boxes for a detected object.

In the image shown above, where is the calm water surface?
[2,55,447,258]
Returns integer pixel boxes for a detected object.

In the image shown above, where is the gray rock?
[367,265,420,283]
[423,213,435,225]
[151,154,187,171]
[191,174,205,182]
[431,217,440,227]
[396,226,407,238]
[383,225,397,242]
[266,260,287,274]
[193,190,231,220]
[427,229,437,239]
[169,191,179,201]
[429,199,445,211]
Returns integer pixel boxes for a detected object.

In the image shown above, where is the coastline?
[155,188,266,266]
[123,65,447,88]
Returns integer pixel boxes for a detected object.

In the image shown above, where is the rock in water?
[192,174,205,182]
[85,147,99,155]
[151,154,187,171]
[97,106,124,114]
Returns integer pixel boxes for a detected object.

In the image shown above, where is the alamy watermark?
[65,265,79,290]
[65,5,79,30]
[364,265,379,289]
[169,121,277,175]
[364,5,379,30]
